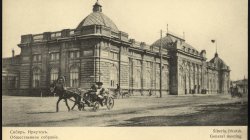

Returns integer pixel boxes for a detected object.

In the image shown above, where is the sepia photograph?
[2,0,248,138]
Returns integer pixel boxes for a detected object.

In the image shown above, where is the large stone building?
[2,1,231,96]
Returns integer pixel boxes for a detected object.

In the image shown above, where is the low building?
[232,78,248,94]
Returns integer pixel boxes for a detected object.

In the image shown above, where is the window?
[7,75,19,89]
[70,67,79,87]
[136,69,141,88]
[136,60,142,66]
[109,51,118,60]
[110,65,118,87]
[146,71,151,88]
[69,51,80,59]
[146,61,150,67]
[50,52,60,60]
[50,68,59,84]
[156,63,161,69]
[70,30,74,35]
[32,68,41,88]
[163,67,169,89]
[83,50,93,56]
[156,71,160,89]
[33,54,41,62]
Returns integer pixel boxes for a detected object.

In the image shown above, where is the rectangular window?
[55,32,61,37]
[156,72,160,89]
[136,60,141,66]
[69,51,80,59]
[33,54,42,62]
[109,51,118,60]
[38,55,41,61]
[33,56,36,61]
[83,50,93,56]
[56,53,59,60]
[70,52,74,58]
[70,67,79,88]
[7,76,18,89]
[70,30,74,35]
[146,61,152,68]
[50,52,60,60]
[137,69,141,88]
[156,63,161,69]
[32,71,41,88]
[50,68,59,84]
[114,53,118,60]
[76,51,80,58]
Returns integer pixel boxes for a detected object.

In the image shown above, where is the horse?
[49,82,82,112]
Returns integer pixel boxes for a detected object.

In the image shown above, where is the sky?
[2,0,248,81]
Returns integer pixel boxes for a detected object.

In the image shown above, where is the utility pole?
[166,24,168,35]
[160,30,163,98]
[211,39,217,54]
[215,40,218,53]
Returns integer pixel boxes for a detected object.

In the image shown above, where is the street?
[2,94,248,126]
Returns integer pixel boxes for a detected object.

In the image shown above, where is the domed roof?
[209,53,229,69]
[151,35,198,52]
[151,36,174,49]
[76,2,119,32]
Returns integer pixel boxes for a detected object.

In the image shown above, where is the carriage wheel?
[93,102,100,111]
[106,97,114,110]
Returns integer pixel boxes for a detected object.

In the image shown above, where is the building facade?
[2,1,231,96]
[232,78,248,94]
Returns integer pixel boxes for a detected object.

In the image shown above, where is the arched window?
[32,68,41,88]
[70,66,79,87]
[110,65,118,87]
[156,71,160,89]
[146,70,151,88]
[50,68,59,84]
[136,69,142,88]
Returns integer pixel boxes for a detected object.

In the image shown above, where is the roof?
[151,35,174,49]
[209,53,229,69]
[76,2,119,32]
[232,79,248,86]
[151,35,199,53]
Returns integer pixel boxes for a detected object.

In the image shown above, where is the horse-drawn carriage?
[50,83,114,112]
[78,89,114,111]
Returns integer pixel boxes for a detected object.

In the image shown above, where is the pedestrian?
[116,84,120,98]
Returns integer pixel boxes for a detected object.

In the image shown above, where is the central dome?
[76,1,119,32]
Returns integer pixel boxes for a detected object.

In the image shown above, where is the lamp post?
[159,30,163,98]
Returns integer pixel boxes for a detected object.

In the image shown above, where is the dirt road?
[2,94,248,126]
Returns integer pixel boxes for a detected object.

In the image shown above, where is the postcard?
[2,0,248,140]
